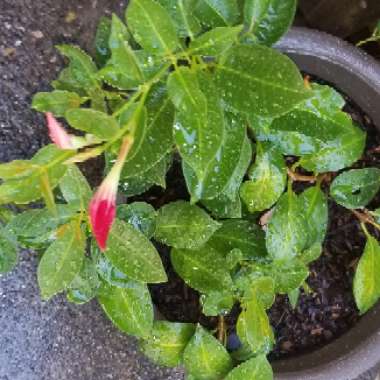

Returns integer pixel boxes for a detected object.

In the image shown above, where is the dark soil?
[148,87,380,360]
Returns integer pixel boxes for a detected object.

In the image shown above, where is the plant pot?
[271,27,380,380]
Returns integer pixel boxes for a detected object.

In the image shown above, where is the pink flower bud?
[89,137,133,251]
[45,112,74,150]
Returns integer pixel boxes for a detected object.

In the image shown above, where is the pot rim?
[273,27,380,380]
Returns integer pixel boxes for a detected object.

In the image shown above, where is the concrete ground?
[0,1,378,379]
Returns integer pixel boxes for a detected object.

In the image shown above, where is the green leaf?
[225,355,273,380]
[94,16,112,66]
[126,0,180,55]
[330,168,380,209]
[244,0,297,45]
[354,235,380,314]
[32,90,84,117]
[171,244,233,293]
[215,44,309,117]
[66,109,119,140]
[67,257,100,304]
[201,290,234,316]
[208,219,267,260]
[59,164,92,206]
[140,321,196,367]
[288,288,300,309]
[154,201,221,249]
[105,219,167,283]
[168,69,224,181]
[370,208,380,223]
[0,145,69,205]
[158,0,202,39]
[120,84,174,178]
[240,143,286,213]
[183,111,249,201]
[98,281,154,338]
[189,25,243,56]
[0,160,38,180]
[56,45,98,90]
[270,259,309,293]
[299,185,328,247]
[183,325,233,380]
[37,221,85,300]
[109,14,144,86]
[266,191,309,261]
[0,227,18,273]
[237,297,274,355]
[117,202,157,238]
[195,0,241,28]
[203,190,242,219]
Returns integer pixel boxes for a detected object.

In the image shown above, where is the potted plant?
[0,1,379,379]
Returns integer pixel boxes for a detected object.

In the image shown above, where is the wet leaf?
[237,297,274,355]
[105,219,167,283]
[0,227,18,273]
[266,191,309,261]
[98,281,154,338]
[225,355,273,380]
[59,164,92,206]
[117,202,157,238]
[215,44,309,117]
[240,143,286,213]
[66,108,119,140]
[94,16,112,66]
[195,0,240,28]
[183,325,233,380]
[354,235,380,314]
[208,219,267,260]
[32,90,84,117]
[37,221,85,300]
[189,25,243,56]
[171,244,233,293]
[330,168,380,209]
[201,290,235,316]
[154,201,221,249]
[140,321,196,367]
[244,0,297,45]
[126,0,180,55]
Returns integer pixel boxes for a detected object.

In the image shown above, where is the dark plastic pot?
[272,27,380,380]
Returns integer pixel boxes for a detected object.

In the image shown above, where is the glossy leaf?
[354,235,380,314]
[168,69,224,181]
[59,164,92,206]
[215,44,309,117]
[98,281,154,338]
[237,297,274,354]
[37,221,85,300]
[105,219,167,283]
[66,109,119,140]
[67,257,100,304]
[158,0,202,39]
[140,321,196,367]
[126,0,180,55]
[330,168,380,209]
[195,0,241,28]
[189,25,243,56]
[32,90,84,117]
[225,355,273,380]
[201,290,235,316]
[266,191,309,261]
[0,227,18,273]
[244,0,297,45]
[171,244,233,293]
[240,143,286,213]
[94,16,112,66]
[154,201,220,249]
[183,325,233,380]
[208,219,267,260]
[270,259,309,293]
[117,202,157,238]
[183,111,248,201]
[56,45,98,90]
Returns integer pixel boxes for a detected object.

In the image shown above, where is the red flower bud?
[45,112,74,149]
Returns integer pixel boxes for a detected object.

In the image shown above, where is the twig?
[351,209,380,232]
[217,316,226,344]
[287,168,317,183]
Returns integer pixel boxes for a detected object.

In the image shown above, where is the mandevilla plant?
[1,0,380,378]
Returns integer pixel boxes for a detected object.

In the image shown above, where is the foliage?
[0,0,379,378]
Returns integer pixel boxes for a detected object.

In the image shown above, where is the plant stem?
[351,209,380,232]
[217,316,226,344]
[287,168,317,183]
